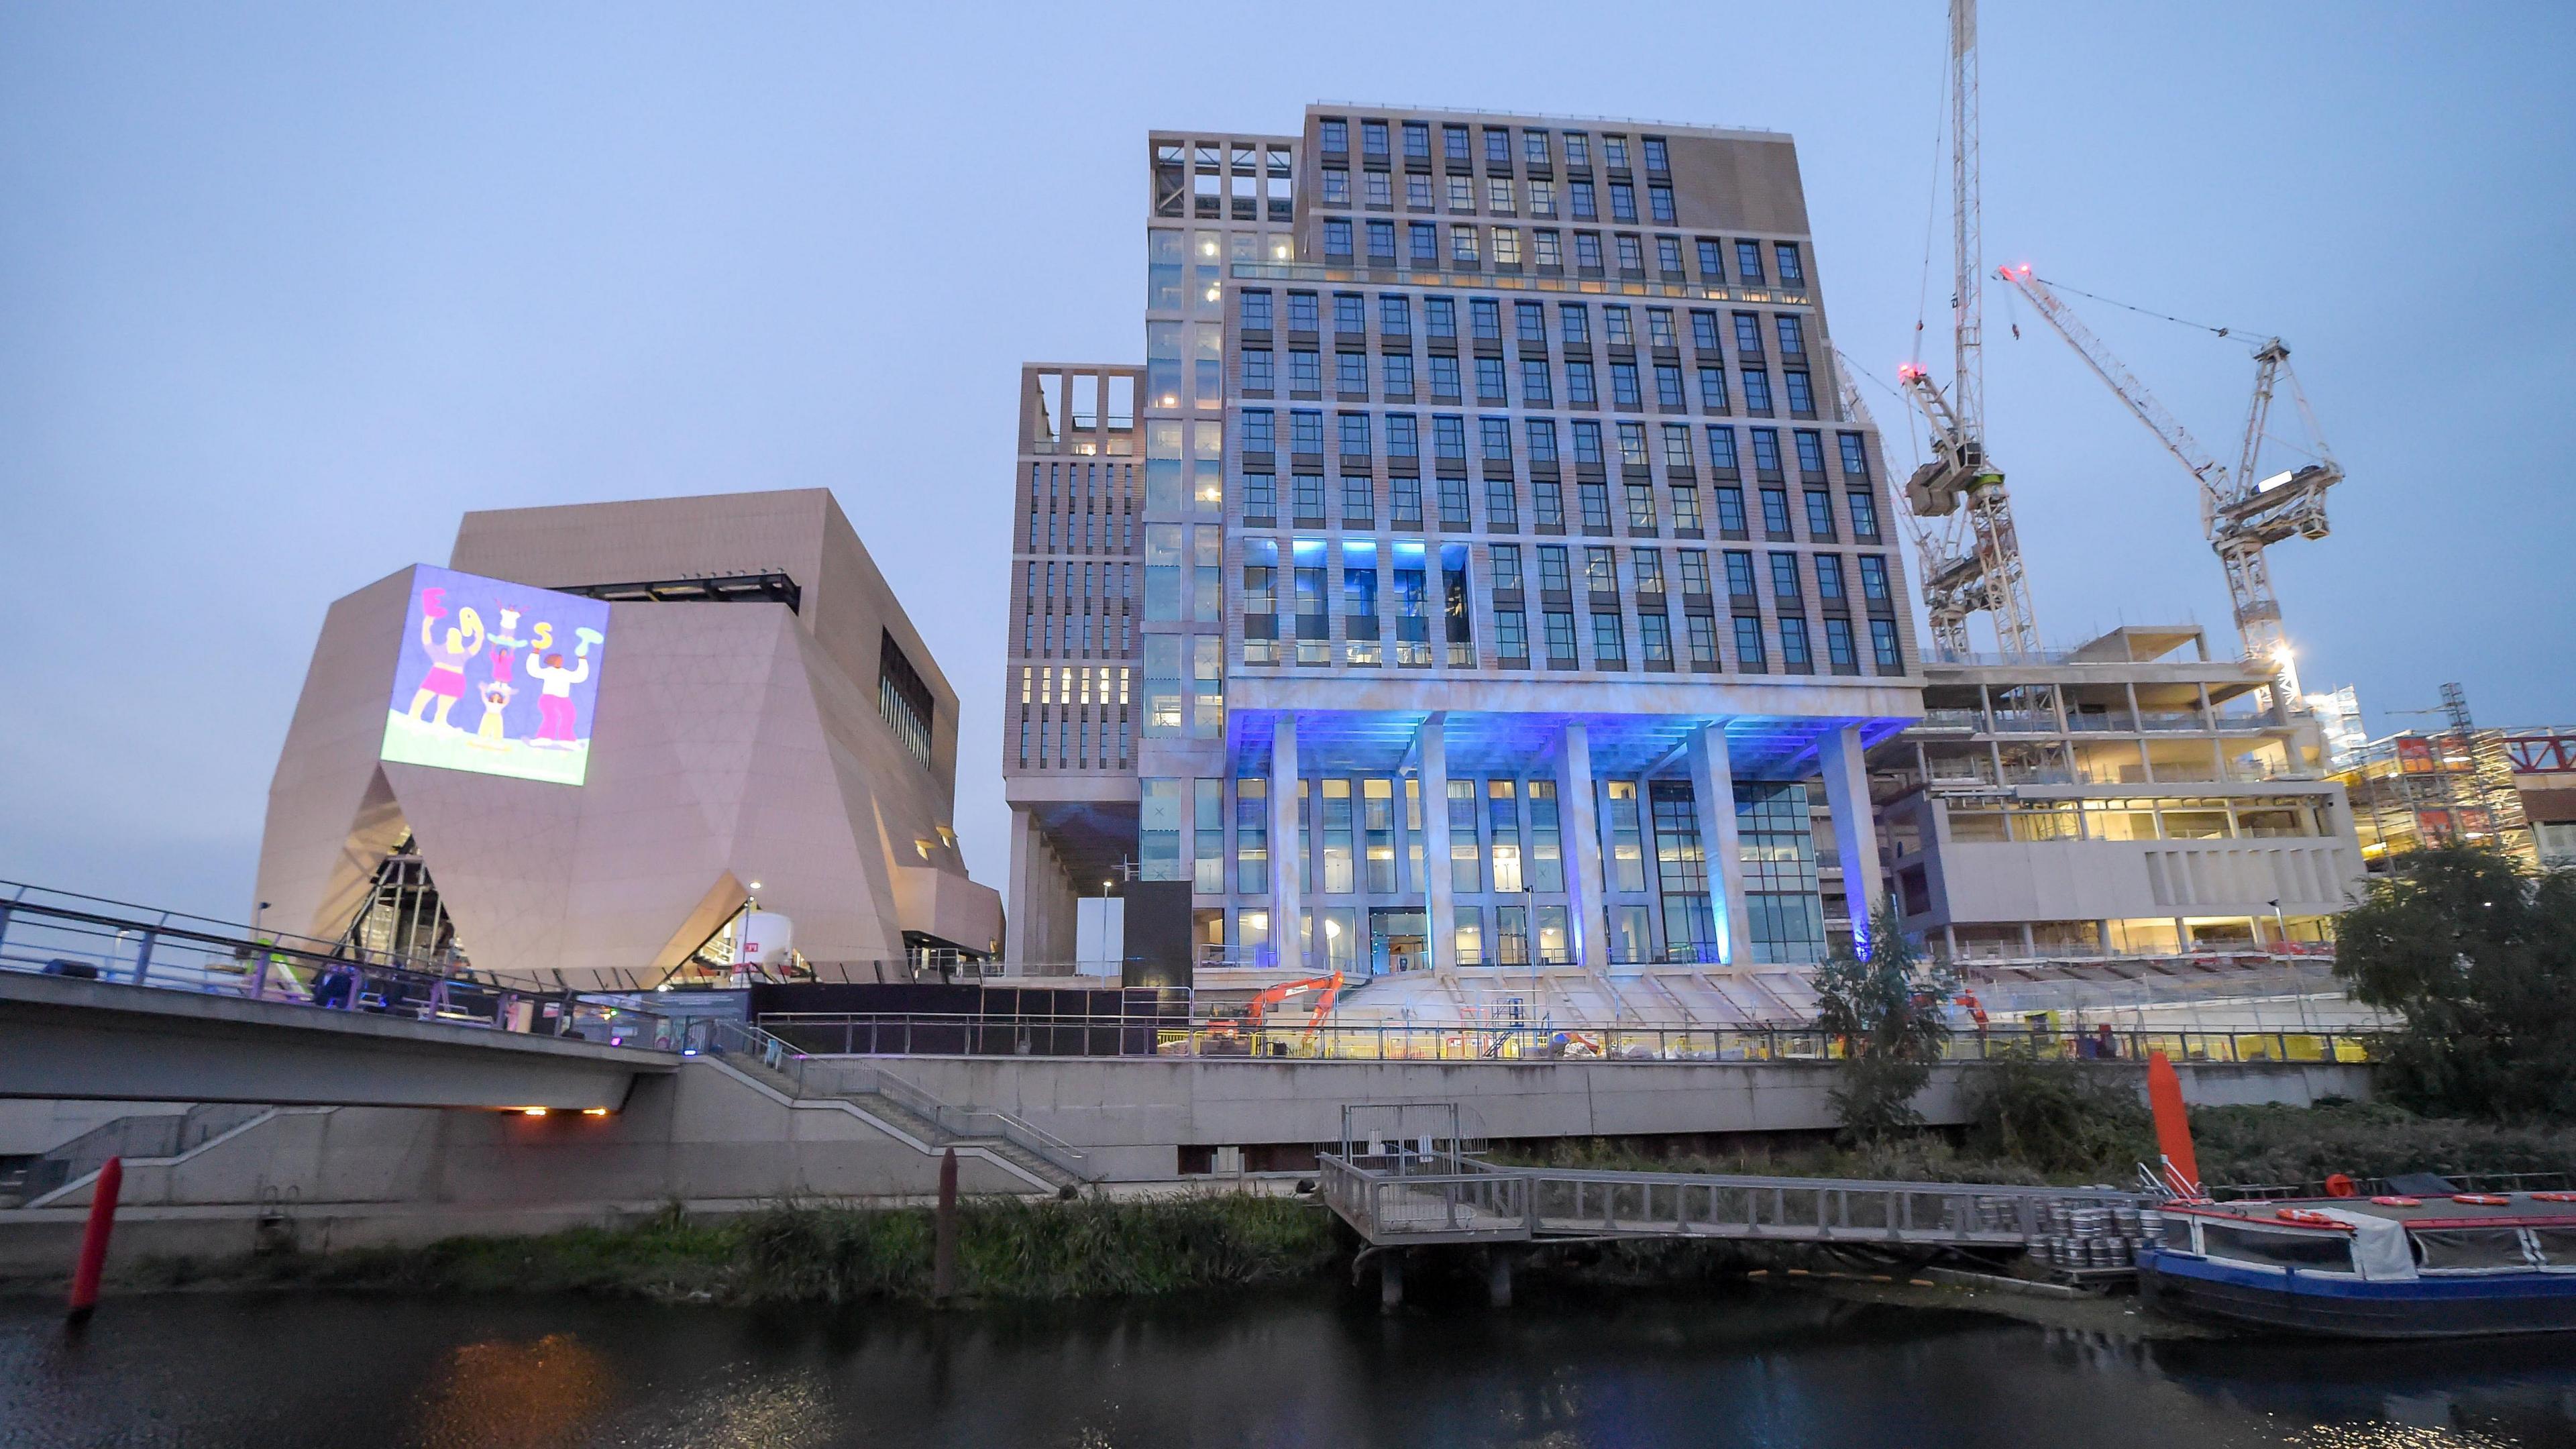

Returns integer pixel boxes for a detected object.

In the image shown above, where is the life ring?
[2369,1195,2422,1208]
[2275,1208,2349,1229]
[2451,1193,2511,1206]
[2324,1173,2357,1198]
[2530,1191,2576,1203]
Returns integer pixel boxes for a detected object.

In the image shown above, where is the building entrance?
[1370,908,1427,976]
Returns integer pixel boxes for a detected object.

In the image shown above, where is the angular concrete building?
[258,490,1000,987]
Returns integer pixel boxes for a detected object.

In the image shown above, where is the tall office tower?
[1006,108,1923,986]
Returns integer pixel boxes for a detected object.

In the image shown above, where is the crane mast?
[1996,265,2343,704]
[1894,0,2041,660]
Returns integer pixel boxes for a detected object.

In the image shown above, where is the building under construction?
[2331,707,2571,873]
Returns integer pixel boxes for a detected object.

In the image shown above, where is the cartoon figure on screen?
[404,589,485,729]
[472,678,515,745]
[526,648,590,747]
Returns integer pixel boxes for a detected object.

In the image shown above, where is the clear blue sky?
[3,2,2570,920]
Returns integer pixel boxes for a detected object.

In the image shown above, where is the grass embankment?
[120,1195,1345,1306]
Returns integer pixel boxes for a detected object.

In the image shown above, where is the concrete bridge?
[0,971,676,1112]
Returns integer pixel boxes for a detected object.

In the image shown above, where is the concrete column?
[1006,807,1035,965]
[1688,723,1754,966]
[1819,723,1885,949]
[1559,722,1609,971]
[1419,712,1456,973]
[1270,714,1303,971]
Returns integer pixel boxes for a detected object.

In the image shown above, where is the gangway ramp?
[1320,1151,2151,1252]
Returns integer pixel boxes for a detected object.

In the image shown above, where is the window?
[1243,290,1274,331]
[1609,182,1637,222]
[1538,545,1572,592]
[1615,421,1649,467]
[1292,473,1325,521]
[1334,294,1366,334]
[1534,480,1565,528]
[1779,616,1812,671]
[1642,137,1669,172]
[1382,294,1411,335]
[877,631,935,767]
[1784,370,1814,415]
[1593,612,1627,667]
[1391,476,1423,525]
[1565,131,1590,167]
[1242,349,1275,392]
[1697,366,1729,411]
[1566,360,1597,405]
[1451,225,1481,264]
[1706,426,1740,473]
[1697,238,1725,280]
[1336,351,1367,394]
[1858,553,1891,602]
[1734,614,1767,671]
[1574,231,1603,270]
[1570,180,1597,219]
[1825,616,1859,672]
[1495,608,1528,661]
[1871,617,1902,671]
[1470,298,1502,340]
[1578,480,1612,529]
[1383,352,1415,395]
[1602,305,1633,345]
[1544,610,1578,665]
[1838,431,1870,477]
[1291,410,1324,454]
[1815,553,1846,602]
[1485,127,1512,166]
[1524,129,1550,166]
[1686,612,1719,666]
[1572,421,1603,464]
[1715,486,1748,535]
[1434,415,1467,460]
[1657,235,1684,275]
[1491,543,1524,592]
[1244,473,1276,519]
[1409,221,1438,265]
[1479,416,1513,461]
[1631,547,1665,593]
[1761,486,1792,536]
[1403,120,1429,160]
[1655,365,1686,408]
[1611,362,1642,407]
[1521,358,1552,404]
[1671,485,1702,531]
[1444,124,1469,164]
[1289,292,1320,332]
[1387,413,1419,458]
[1745,429,1781,478]
[1741,369,1773,413]
[1735,239,1764,283]
[1338,411,1371,455]
[1805,489,1835,539]
[1661,424,1693,468]
[1679,549,1710,595]
[1774,241,1804,284]
[1322,170,1350,206]
[1774,315,1806,358]
[1615,234,1645,272]
[1648,185,1676,223]
[1514,301,1547,343]
[1525,418,1559,462]
[1366,179,1393,215]
[1487,176,1515,212]
[1641,611,1673,665]
[1690,310,1721,353]
[1427,297,1456,338]
[1626,482,1657,531]
[1769,551,1803,603]
[1533,229,1561,266]
[1794,430,1827,477]
[1242,409,1275,454]
[1322,119,1349,154]
[1724,550,1757,598]
[1584,545,1617,592]
[1430,354,1461,398]
[1475,356,1507,401]
[1407,174,1433,209]
[1446,175,1474,213]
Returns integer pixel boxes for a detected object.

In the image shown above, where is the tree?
[2334,843,2576,1122]
[1811,899,1961,1142]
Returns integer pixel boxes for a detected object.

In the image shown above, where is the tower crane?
[1893,0,2043,659]
[1836,354,1982,655]
[1994,264,2343,703]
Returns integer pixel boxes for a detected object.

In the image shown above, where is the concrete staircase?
[707,1022,1088,1193]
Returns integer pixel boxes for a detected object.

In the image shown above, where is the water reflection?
[2,1285,2573,1448]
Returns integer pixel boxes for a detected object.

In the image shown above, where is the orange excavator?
[1204,969,1346,1055]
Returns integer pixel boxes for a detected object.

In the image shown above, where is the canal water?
[4,1285,2573,1448]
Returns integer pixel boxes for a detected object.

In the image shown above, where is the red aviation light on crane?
[1998,263,2033,281]
[1896,362,1927,382]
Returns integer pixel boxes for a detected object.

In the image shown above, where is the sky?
[3,1,2571,923]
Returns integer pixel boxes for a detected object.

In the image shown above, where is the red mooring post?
[66,1156,123,1327]
[932,1148,959,1303]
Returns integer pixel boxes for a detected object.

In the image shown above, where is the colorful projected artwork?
[380,566,610,786]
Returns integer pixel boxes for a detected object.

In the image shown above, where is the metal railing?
[0,881,681,1051]
[1320,1152,2155,1246]
[2,1103,274,1204]
[755,1012,2375,1067]
[2211,1171,2573,1203]
[698,1018,1088,1181]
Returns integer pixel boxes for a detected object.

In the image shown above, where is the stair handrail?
[830,1062,1088,1181]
